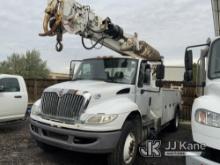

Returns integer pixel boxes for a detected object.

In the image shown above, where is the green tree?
[0,50,50,79]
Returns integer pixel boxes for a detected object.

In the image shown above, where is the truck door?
[0,77,25,118]
[136,61,152,120]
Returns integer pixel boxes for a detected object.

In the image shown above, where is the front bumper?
[30,119,121,153]
[186,153,219,165]
[192,120,220,150]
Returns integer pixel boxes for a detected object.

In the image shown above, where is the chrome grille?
[41,92,85,121]
[42,92,59,116]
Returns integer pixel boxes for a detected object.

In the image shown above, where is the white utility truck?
[0,74,28,122]
[30,0,181,164]
[185,0,220,164]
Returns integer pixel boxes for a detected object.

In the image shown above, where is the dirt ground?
[0,118,192,165]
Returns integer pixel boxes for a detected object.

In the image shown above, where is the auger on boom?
[39,0,161,61]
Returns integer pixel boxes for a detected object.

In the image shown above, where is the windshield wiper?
[104,79,113,83]
[73,78,107,82]
[104,79,130,84]
[72,78,85,81]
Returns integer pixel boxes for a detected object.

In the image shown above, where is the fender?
[192,95,220,118]
[192,95,220,150]
[86,97,139,115]
[85,97,141,130]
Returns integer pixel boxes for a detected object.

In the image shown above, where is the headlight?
[85,114,118,125]
[31,102,41,116]
[195,109,220,128]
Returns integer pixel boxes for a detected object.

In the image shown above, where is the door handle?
[14,95,22,99]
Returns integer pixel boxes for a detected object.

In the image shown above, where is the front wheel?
[107,121,138,165]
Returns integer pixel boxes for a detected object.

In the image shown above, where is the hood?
[44,80,134,106]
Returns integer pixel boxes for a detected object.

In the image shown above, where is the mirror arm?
[185,43,210,51]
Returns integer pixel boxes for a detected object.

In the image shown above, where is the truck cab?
[185,37,220,164]
[30,57,181,165]
[0,74,28,122]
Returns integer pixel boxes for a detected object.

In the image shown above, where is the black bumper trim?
[30,119,121,153]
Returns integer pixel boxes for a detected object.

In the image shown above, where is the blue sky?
[0,0,214,73]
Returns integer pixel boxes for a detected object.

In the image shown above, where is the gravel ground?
[0,118,192,165]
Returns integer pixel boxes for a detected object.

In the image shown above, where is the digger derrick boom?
[212,0,220,36]
[39,0,161,61]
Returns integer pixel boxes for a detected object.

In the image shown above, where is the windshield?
[73,58,138,84]
[209,39,220,79]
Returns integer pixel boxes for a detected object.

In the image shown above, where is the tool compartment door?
[161,89,177,125]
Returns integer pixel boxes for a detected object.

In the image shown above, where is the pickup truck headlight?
[85,114,118,124]
[31,103,41,116]
[195,109,220,128]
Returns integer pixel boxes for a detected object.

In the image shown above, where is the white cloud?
[0,0,215,73]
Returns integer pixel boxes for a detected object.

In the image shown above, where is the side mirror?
[156,64,165,80]
[138,73,144,88]
[184,50,193,82]
[155,64,165,88]
[184,71,193,82]
[185,50,193,70]
[155,80,163,88]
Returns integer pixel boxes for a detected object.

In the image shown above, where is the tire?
[168,111,180,132]
[36,140,58,152]
[107,121,139,165]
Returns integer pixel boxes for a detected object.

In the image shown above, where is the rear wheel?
[107,121,139,165]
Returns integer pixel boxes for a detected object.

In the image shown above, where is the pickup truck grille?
[41,92,85,122]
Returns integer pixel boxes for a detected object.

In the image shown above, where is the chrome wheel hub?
[123,132,136,164]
